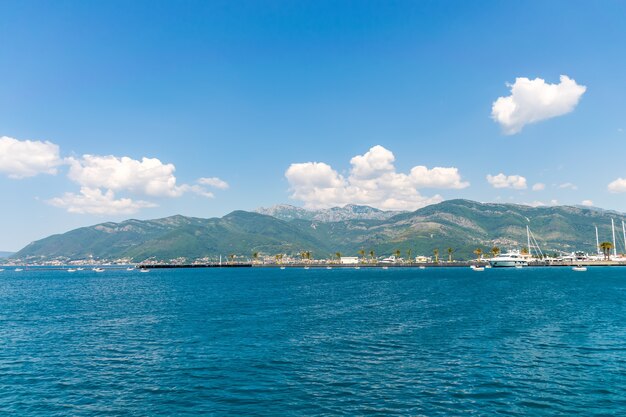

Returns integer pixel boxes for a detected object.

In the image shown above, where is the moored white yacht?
[489,251,528,268]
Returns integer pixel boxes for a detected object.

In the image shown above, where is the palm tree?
[275,254,283,264]
[600,241,613,260]
[369,250,375,263]
[473,248,482,260]
[447,247,454,262]
[228,254,235,264]
[305,251,311,263]
[433,248,439,263]
[358,249,365,263]
[491,246,500,257]
[406,249,412,264]
[520,247,529,256]
[395,249,401,260]
[252,252,259,264]
[335,252,342,263]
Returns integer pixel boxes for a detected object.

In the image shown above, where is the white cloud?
[581,199,594,207]
[0,136,63,178]
[491,75,586,134]
[486,173,527,189]
[67,155,185,197]
[558,182,578,190]
[49,154,223,214]
[532,183,545,191]
[47,187,156,215]
[608,178,626,193]
[285,145,468,210]
[197,177,229,189]
[524,200,546,207]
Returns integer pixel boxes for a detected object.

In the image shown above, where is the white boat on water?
[304,266,310,270]
[572,266,587,272]
[139,268,150,273]
[419,265,426,270]
[354,266,360,270]
[93,267,105,273]
[67,268,76,273]
[326,266,332,270]
[473,266,485,271]
[382,266,389,270]
[14,268,23,272]
[489,251,528,268]
[76,267,84,271]
[280,266,286,270]
[127,267,135,271]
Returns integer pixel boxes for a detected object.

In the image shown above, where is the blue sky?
[1,0,626,250]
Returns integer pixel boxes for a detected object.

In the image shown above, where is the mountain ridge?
[11,199,626,262]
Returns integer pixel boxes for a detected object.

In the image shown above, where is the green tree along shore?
[11,200,626,263]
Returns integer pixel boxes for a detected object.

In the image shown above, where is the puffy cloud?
[581,199,594,207]
[47,187,156,215]
[558,182,578,190]
[491,75,586,134]
[0,136,63,178]
[486,173,527,189]
[285,145,468,210]
[198,177,229,189]
[608,178,626,193]
[49,154,223,214]
[532,183,545,191]
[67,155,184,197]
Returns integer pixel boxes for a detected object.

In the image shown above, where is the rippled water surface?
[1,266,626,415]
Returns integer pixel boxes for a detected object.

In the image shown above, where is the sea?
[1,266,625,416]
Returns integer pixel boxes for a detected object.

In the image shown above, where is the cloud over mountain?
[486,173,527,189]
[491,75,586,134]
[48,187,156,215]
[285,145,468,210]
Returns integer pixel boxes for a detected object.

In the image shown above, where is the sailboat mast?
[595,225,600,256]
[612,219,617,256]
[622,220,626,255]
[526,225,531,257]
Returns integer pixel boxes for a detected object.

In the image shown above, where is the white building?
[340,256,359,265]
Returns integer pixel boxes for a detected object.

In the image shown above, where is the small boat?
[326,266,332,270]
[382,266,389,270]
[93,267,105,273]
[354,266,360,270]
[473,266,485,272]
[572,265,587,272]
[76,268,84,271]
[14,268,23,272]
[67,268,76,273]
[280,266,286,270]
[470,265,476,270]
[515,265,524,269]
[139,268,150,273]
[484,264,492,269]
[127,267,135,271]
[419,265,426,270]
[304,266,310,270]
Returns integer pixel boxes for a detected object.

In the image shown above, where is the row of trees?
[221,241,619,264]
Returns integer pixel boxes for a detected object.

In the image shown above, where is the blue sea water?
[1,266,625,416]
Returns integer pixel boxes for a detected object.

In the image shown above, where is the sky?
[1,0,626,250]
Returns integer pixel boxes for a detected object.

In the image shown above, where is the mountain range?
[11,199,626,263]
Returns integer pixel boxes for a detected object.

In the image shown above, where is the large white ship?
[489,251,529,268]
